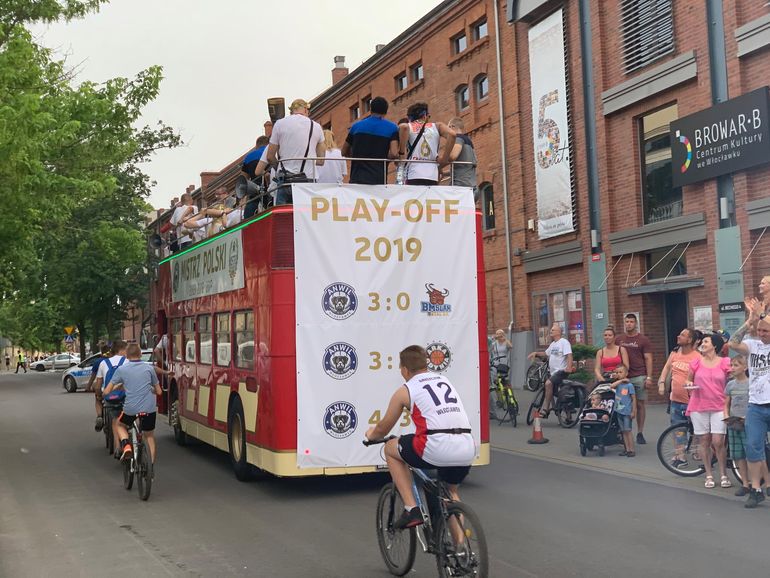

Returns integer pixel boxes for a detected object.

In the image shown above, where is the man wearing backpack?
[93,340,127,456]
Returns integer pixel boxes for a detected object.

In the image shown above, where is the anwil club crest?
[323,342,358,380]
[323,401,358,439]
[321,282,358,321]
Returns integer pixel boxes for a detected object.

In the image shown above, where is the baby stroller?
[578,385,623,456]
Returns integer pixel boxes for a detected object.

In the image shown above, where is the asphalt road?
[1,371,768,578]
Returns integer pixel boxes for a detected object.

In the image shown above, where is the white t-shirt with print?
[746,338,770,404]
[546,337,572,373]
[269,114,323,179]
[315,148,347,184]
[170,205,199,244]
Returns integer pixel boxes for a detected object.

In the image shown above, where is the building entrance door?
[664,291,689,353]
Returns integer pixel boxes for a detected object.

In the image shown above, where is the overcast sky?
[33,0,441,210]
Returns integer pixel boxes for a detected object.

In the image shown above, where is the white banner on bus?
[293,183,480,469]
[529,8,574,239]
[170,230,244,303]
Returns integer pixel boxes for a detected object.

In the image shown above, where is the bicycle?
[525,377,586,429]
[102,400,122,455]
[364,436,488,577]
[524,359,548,392]
[489,364,518,427]
[122,413,154,501]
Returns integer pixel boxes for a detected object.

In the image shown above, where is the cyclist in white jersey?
[365,345,476,529]
[398,102,456,186]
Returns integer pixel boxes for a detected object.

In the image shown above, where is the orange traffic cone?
[527,411,549,444]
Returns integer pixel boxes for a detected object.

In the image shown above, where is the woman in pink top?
[685,333,732,489]
[593,326,629,384]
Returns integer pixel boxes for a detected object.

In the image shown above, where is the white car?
[29,353,80,372]
[61,350,153,393]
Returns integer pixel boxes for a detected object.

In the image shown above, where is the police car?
[61,349,153,393]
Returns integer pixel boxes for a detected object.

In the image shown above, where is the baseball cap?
[289,99,310,112]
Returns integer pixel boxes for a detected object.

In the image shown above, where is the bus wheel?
[228,397,251,481]
[170,396,188,446]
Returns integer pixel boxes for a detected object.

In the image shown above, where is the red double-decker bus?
[151,188,489,480]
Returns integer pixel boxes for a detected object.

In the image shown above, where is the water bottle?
[395,162,405,185]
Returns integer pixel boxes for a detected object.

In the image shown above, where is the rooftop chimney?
[332,55,348,85]
[375,44,386,52]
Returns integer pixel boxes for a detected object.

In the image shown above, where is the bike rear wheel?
[526,389,545,426]
[123,456,134,490]
[435,501,488,578]
[104,410,113,453]
[137,443,153,501]
[525,363,546,392]
[557,388,585,429]
[657,423,706,477]
[375,483,416,576]
[490,385,509,424]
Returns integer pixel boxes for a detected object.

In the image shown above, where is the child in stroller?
[578,385,623,456]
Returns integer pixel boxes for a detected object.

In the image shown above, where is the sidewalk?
[489,389,745,499]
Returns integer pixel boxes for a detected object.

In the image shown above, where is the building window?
[215,313,230,366]
[395,72,407,92]
[475,74,489,101]
[481,183,495,230]
[350,104,360,121]
[621,0,675,74]
[646,246,687,280]
[362,95,371,114]
[533,289,585,347]
[198,315,212,364]
[172,318,182,362]
[234,310,254,369]
[456,84,470,111]
[184,316,196,363]
[410,62,423,82]
[640,104,681,224]
[452,32,467,54]
[472,19,488,41]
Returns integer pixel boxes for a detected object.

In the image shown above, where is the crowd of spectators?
[160,95,478,254]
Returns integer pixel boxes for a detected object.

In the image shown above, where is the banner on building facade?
[292,183,480,469]
[670,87,770,187]
[170,230,244,302]
[528,9,575,239]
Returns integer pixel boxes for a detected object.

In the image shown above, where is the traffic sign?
[64,335,75,343]
[64,326,75,335]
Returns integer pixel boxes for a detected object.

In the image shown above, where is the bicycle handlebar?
[362,435,398,447]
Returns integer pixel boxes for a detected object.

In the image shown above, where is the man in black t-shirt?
[341,96,399,185]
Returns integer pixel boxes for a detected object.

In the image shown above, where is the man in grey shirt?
[446,117,478,200]
[103,343,162,463]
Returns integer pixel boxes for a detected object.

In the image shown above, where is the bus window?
[234,311,254,369]
[199,314,212,364]
[172,318,182,362]
[184,316,196,363]
[216,312,231,366]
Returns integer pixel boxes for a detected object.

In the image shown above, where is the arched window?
[475,74,489,101]
[481,183,495,230]
[455,84,470,112]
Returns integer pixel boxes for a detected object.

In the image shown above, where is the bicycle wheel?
[509,391,518,428]
[375,483,416,576]
[656,423,706,477]
[490,385,509,424]
[525,363,544,392]
[526,389,545,426]
[557,389,584,429]
[123,456,134,490]
[137,444,153,501]
[104,410,113,453]
[435,501,488,578]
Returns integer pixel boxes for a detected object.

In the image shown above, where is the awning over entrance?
[627,278,704,295]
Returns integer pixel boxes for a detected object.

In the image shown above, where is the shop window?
[184,316,196,363]
[215,313,231,366]
[481,183,495,230]
[410,62,424,82]
[621,0,674,74]
[640,104,681,224]
[172,318,182,362]
[198,314,212,364]
[234,310,254,369]
[350,104,360,122]
[475,74,489,101]
[533,289,585,347]
[395,72,407,92]
[452,32,467,54]
[456,84,470,112]
[362,95,371,114]
[646,246,687,280]
[472,19,488,41]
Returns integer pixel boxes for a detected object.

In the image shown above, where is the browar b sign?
[670,87,770,187]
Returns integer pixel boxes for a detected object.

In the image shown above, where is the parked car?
[61,349,153,393]
[29,353,80,372]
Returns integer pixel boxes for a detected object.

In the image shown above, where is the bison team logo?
[321,282,358,321]
[426,341,452,372]
[323,342,358,380]
[323,401,358,439]
[421,283,452,317]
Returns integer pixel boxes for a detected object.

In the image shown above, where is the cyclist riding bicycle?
[365,345,476,530]
[87,344,112,428]
[102,343,163,464]
[94,340,127,454]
